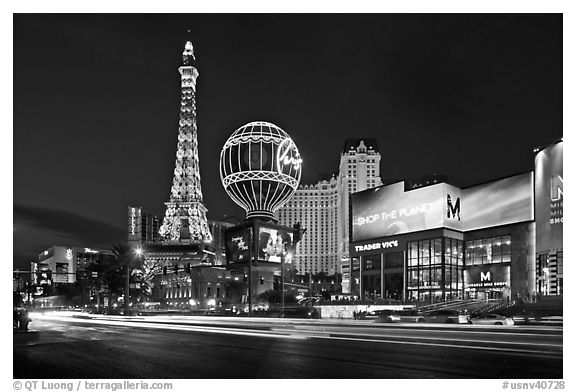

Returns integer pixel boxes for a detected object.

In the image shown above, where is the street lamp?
[280,251,293,318]
[125,246,143,316]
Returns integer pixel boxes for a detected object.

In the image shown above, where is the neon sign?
[550,174,563,225]
[354,240,399,252]
[276,138,302,174]
[466,264,509,288]
[131,207,136,235]
[354,203,434,227]
[551,175,563,201]
[231,236,248,251]
[66,248,73,260]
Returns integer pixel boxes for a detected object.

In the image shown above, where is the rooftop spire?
[183,41,195,65]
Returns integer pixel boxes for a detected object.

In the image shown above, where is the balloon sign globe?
[219,121,303,220]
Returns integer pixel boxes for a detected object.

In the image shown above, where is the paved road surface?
[13,312,563,379]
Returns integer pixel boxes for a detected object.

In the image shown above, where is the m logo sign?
[447,194,461,221]
[551,175,563,201]
[480,271,491,282]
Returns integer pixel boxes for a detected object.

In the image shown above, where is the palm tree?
[110,244,167,310]
[111,244,148,312]
[86,251,123,310]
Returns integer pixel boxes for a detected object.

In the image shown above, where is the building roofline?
[533,138,563,154]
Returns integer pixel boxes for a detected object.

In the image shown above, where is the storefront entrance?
[466,287,510,301]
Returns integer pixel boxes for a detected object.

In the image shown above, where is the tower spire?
[158,41,212,244]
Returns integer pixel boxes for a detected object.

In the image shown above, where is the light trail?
[304,329,563,348]
[34,314,308,340]
[34,313,561,358]
[311,335,562,358]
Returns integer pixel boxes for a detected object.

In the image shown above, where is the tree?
[132,252,163,300]
[110,244,154,305]
[86,252,123,307]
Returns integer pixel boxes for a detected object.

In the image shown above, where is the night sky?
[13,14,562,270]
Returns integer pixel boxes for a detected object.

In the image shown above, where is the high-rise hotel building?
[275,139,382,275]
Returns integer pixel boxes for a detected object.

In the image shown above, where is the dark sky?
[13,14,562,269]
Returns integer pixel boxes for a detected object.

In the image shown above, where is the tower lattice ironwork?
[158,41,213,244]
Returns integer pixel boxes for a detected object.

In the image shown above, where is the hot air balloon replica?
[219,121,305,313]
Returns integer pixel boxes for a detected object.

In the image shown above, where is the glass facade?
[362,254,382,298]
[407,237,463,302]
[465,236,511,265]
[464,235,512,300]
[444,238,464,300]
[384,252,403,300]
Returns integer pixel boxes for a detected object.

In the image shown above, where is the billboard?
[462,172,534,231]
[225,223,297,265]
[535,141,563,253]
[352,172,534,242]
[225,227,252,264]
[352,182,463,241]
[341,264,351,294]
[256,225,295,263]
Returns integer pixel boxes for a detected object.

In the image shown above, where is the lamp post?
[280,257,285,318]
[125,246,143,316]
[281,251,293,318]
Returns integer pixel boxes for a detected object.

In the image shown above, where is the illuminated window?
[465,236,511,265]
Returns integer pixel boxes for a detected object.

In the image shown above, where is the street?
[14,312,562,379]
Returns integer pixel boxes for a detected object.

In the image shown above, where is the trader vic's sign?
[355,240,399,253]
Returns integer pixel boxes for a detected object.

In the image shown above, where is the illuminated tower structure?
[139,42,229,309]
[158,41,213,245]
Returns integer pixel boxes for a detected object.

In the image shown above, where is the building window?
[465,236,511,265]
[407,237,463,301]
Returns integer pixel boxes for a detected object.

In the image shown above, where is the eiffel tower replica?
[135,41,229,308]
[158,41,213,247]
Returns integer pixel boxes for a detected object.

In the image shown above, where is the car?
[423,309,471,324]
[375,309,426,323]
[470,313,515,326]
[374,309,399,322]
[282,306,320,319]
[394,309,426,323]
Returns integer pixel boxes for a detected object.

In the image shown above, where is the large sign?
[225,227,253,264]
[226,223,298,265]
[276,138,302,175]
[535,141,563,253]
[256,225,295,263]
[354,240,399,253]
[352,182,462,241]
[462,172,534,232]
[128,206,142,242]
[352,172,533,242]
[341,264,351,294]
[465,264,510,288]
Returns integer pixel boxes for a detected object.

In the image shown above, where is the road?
[13,312,563,379]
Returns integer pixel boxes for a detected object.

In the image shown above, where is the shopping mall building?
[348,140,562,302]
